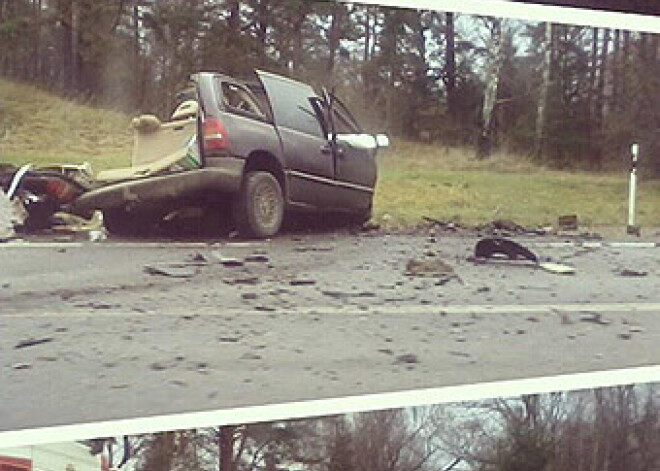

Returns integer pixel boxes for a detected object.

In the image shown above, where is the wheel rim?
[254,180,280,228]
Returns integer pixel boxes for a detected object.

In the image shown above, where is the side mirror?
[375,134,389,148]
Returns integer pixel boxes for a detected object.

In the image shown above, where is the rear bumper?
[68,161,244,216]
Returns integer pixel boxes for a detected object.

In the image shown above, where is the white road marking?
[537,241,659,249]
[4,302,660,318]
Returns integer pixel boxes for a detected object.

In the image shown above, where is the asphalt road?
[2,229,660,431]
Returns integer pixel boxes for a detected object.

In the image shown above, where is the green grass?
[374,141,660,229]
[2,78,658,230]
[0,78,132,170]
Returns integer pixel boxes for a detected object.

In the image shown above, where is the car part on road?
[475,237,538,262]
[474,237,575,275]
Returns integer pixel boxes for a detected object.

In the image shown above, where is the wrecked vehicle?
[1,70,389,238]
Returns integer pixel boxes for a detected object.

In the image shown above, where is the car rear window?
[219,81,269,120]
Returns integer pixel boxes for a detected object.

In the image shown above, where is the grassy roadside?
[374,141,660,229]
[0,79,131,170]
[2,78,659,229]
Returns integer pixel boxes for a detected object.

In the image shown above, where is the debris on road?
[223,276,259,285]
[579,313,611,326]
[11,362,33,370]
[294,245,334,253]
[210,251,245,267]
[0,188,27,240]
[558,214,579,231]
[395,353,419,364]
[472,237,575,275]
[289,278,316,286]
[474,237,537,262]
[405,257,459,285]
[245,253,270,263]
[14,337,55,349]
[618,269,648,277]
[143,263,198,278]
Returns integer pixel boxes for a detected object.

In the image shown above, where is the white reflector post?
[627,143,640,236]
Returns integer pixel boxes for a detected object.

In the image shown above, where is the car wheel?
[103,207,156,237]
[233,171,284,238]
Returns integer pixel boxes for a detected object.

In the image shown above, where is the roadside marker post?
[627,143,641,236]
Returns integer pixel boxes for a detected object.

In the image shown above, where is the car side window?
[310,96,361,136]
[220,82,267,119]
[331,95,362,134]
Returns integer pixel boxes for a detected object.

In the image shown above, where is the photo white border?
[345,0,660,33]
[3,0,660,452]
[2,365,660,448]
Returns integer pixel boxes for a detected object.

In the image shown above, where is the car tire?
[233,171,284,238]
[103,207,156,237]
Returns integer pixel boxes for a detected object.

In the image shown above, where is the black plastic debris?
[619,269,648,277]
[474,237,538,262]
[15,337,54,349]
[143,263,198,278]
[473,237,575,275]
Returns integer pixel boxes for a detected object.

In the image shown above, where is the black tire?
[103,207,157,237]
[232,171,284,238]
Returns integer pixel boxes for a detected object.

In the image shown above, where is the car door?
[326,94,378,211]
[255,71,335,209]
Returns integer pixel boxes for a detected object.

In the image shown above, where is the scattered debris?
[472,237,575,275]
[245,253,270,263]
[254,305,276,312]
[290,278,316,286]
[0,188,26,240]
[14,337,55,349]
[294,245,334,253]
[190,252,208,263]
[422,217,462,232]
[240,352,263,361]
[322,289,376,299]
[210,252,245,267]
[149,362,169,371]
[475,237,537,262]
[395,353,419,364]
[143,263,198,278]
[558,214,579,231]
[448,350,471,358]
[618,269,648,277]
[579,313,611,326]
[223,276,259,285]
[405,257,459,285]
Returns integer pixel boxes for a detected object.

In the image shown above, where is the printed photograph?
[3,383,660,471]
[2,0,660,432]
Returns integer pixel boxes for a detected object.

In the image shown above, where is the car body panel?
[254,70,337,209]
[69,162,244,216]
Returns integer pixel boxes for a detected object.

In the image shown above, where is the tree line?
[111,384,660,471]
[2,0,660,171]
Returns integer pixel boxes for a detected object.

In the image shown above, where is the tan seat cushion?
[96,147,190,182]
